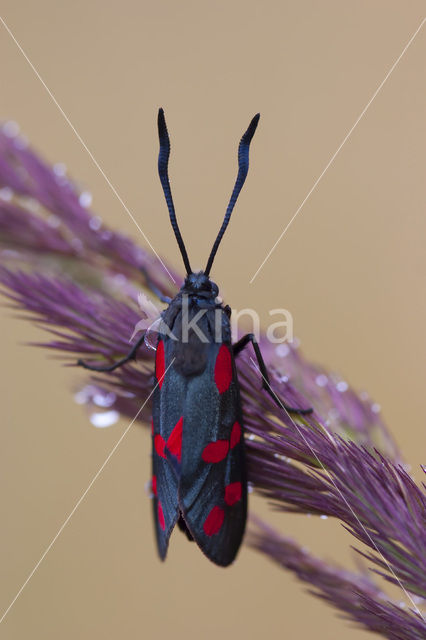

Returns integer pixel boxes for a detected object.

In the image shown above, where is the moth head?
[182,271,219,298]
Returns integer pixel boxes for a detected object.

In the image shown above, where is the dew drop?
[320,515,328,520]
[0,187,13,201]
[74,390,89,405]
[143,317,162,351]
[53,162,67,177]
[90,410,120,428]
[101,230,112,241]
[315,374,328,387]
[93,391,116,407]
[71,237,83,251]
[274,453,289,461]
[3,121,20,137]
[74,385,97,405]
[79,191,92,208]
[276,343,290,358]
[336,381,348,393]
[89,215,102,231]
[113,273,127,287]
[47,214,60,228]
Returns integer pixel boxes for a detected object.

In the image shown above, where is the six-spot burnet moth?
[79,109,312,566]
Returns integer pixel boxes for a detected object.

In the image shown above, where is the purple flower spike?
[0,128,424,636]
[249,518,426,640]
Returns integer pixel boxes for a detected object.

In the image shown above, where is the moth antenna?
[157,108,192,275]
[204,113,260,276]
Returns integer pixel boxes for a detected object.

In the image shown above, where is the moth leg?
[233,333,312,415]
[77,332,146,372]
[140,267,172,304]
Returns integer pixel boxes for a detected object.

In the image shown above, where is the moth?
[79,109,311,566]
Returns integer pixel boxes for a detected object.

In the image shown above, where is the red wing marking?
[152,475,157,496]
[154,434,166,458]
[203,506,225,536]
[166,416,183,462]
[230,421,241,449]
[157,501,166,530]
[202,440,229,463]
[214,345,232,394]
[224,482,242,506]
[155,339,166,388]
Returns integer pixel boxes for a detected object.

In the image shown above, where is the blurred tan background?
[0,2,425,639]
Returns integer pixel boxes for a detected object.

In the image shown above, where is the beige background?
[0,2,425,639]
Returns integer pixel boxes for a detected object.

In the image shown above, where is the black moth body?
[152,272,246,566]
[79,109,311,567]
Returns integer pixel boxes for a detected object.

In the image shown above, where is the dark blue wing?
[178,342,247,567]
[152,313,246,566]
[151,337,182,559]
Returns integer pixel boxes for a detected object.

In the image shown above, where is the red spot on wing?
[203,506,225,536]
[224,482,242,506]
[152,475,157,496]
[214,345,232,394]
[155,340,165,388]
[154,434,166,458]
[202,440,229,463]
[157,501,165,530]
[166,416,183,462]
[230,421,241,449]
